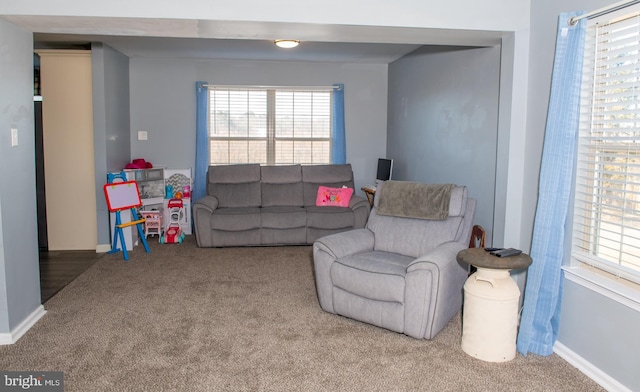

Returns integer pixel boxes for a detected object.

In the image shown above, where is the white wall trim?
[0,305,46,345]
[563,267,640,313]
[554,341,631,392]
[96,243,111,253]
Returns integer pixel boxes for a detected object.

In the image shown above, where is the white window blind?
[573,12,640,284]
[208,87,333,165]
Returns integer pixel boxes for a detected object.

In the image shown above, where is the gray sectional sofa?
[193,163,370,247]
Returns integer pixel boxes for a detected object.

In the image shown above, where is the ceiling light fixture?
[274,39,300,49]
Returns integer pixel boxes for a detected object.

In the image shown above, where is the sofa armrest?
[349,194,369,209]
[404,241,469,339]
[192,195,219,247]
[349,195,370,228]
[193,195,219,213]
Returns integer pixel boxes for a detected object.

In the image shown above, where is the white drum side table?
[457,248,532,362]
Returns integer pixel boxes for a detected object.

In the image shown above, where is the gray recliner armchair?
[313,181,476,339]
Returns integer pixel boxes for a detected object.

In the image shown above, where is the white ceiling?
[3,15,505,63]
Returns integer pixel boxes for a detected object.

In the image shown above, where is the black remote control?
[491,248,522,257]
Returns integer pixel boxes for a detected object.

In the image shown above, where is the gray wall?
[529,0,639,390]
[387,45,500,245]
[0,19,41,332]
[91,43,131,246]
[559,279,640,390]
[1,2,636,388]
[128,58,388,193]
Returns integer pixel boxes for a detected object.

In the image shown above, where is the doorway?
[35,49,97,251]
[34,50,100,302]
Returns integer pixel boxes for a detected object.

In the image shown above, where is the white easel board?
[104,181,142,211]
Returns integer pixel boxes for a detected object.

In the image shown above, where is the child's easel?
[104,172,150,260]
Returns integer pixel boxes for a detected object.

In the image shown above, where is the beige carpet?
[1,237,604,391]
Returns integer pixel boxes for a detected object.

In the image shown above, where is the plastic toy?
[160,198,185,244]
[104,171,150,260]
[140,210,162,239]
[161,225,184,244]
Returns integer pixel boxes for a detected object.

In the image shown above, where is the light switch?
[137,131,148,141]
[11,128,18,147]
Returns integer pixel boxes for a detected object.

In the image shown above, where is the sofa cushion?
[208,163,261,184]
[210,207,261,231]
[332,288,405,334]
[207,164,262,208]
[261,206,306,229]
[367,209,464,258]
[261,165,303,207]
[261,228,307,245]
[306,206,355,229]
[211,229,261,247]
[367,184,468,257]
[302,164,355,206]
[331,251,413,303]
[261,165,302,183]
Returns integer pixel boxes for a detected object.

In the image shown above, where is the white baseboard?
[96,244,111,253]
[0,305,46,345]
[554,341,631,392]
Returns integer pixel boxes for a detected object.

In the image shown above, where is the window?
[208,87,333,165]
[572,11,640,284]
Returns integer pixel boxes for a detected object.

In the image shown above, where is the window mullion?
[267,90,276,165]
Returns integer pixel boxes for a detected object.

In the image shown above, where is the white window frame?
[207,86,334,166]
[567,5,640,306]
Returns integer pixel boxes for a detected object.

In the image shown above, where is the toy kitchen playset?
[108,167,192,250]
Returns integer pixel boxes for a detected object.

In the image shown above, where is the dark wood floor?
[39,250,104,303]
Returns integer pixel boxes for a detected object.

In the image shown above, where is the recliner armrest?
[407,241,467,272]
[313,228,374,259]
[404,241,469,339]
[313,228,375,313]
[192,195,219,213]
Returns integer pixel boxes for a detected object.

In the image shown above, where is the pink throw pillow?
[316,186,353,207]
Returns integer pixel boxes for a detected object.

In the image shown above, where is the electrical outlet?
[11,128,18,147]
[137,131,148,141]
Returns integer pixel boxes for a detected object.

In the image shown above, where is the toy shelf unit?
[163,168,192,235]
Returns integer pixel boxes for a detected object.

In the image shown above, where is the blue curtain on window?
[194,81,209,202]
[332,83,346,164]
[517,12,586,356]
